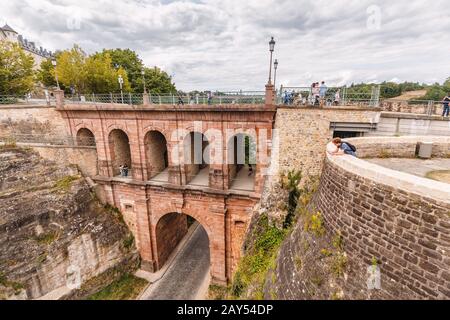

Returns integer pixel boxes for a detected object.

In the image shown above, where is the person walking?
[119,165,124,177]
[442,93,450,117]
[207,92,212,105]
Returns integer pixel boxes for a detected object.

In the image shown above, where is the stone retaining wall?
[0,105,69,137]
[312,142,450,299]
[346,136,450,158]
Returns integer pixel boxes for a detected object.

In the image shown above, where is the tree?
[85,52,130,93]
[0,41,35,95]
[57,45,87,93]
[100,49,143,92]
[143,66,176,94]
[97,48,176,94]
[38,58,58,88]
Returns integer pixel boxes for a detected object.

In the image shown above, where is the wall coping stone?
[326,143,450,205]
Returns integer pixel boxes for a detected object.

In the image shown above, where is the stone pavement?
[140,223,210,300]
[366,158,450,179]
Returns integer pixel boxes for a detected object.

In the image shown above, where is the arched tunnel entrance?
[108,129,132,177]
[228,133,256,191]
[76,128,96,146]
[144,130,169,181]
[183,132,210,186]
[150,212,211,300]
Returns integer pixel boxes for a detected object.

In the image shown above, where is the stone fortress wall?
[0,105,98,176]
[312,136,450,298]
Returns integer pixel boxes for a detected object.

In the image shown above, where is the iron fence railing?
[0,95,55,105]
[0,133,96,147]
[380,99,448,116]
[65,91,266,106]
[278,85,381,107]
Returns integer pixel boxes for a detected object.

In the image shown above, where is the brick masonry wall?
[275,107,380,179]
[312,155,450,299]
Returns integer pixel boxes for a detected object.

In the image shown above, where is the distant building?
[0,23,53,68]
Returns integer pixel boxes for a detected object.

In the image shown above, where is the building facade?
[0,23,53,67]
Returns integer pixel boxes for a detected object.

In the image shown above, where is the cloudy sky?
[2,0,449,91]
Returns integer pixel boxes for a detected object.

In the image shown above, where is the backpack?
[343,141,357,152]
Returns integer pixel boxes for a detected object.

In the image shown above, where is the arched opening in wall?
[144,130,169,182]
[183,132,210,186]
[76,128,96,146]
[155,213,210,280]
[228,133,256,191]
[108,129,132,177]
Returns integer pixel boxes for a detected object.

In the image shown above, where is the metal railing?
[65,93,144,105]
[65,91,266,106]
[277,85,381,107]
[380,99,448,116]
[0,95,55,105]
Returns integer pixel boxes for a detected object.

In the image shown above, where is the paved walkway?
[366,158,450,179]
[141,224,210,300]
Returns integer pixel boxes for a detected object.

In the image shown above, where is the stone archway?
[76,128,96,146]
[183,132,210,185]
[108,129,131,176]
[227,133,256,190]
[144,130,169,180]
[155,212,210,271]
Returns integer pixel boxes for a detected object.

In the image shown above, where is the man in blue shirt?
[442,94,450,117]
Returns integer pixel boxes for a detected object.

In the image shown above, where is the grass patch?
[330,252,348,277]
[425,170,450,184]
[87,274,148,300]
[0,272,24,294]
[378,149,391,158]
[0,137,17,149]
[230,214,286,299]
[207,285,228,300]
[123,234,135,250]
[54,175,80,191]
[304,211,325,237]
[34,232,59,245]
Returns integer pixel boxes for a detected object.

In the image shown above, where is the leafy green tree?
[57,44,88,93]
[85,52,130,93]
[420,78,450,101]
[100,49,143,92]
[96,49,176,94]
[38,58,58,88]
[143,66,176,94]
[0,41,35,95]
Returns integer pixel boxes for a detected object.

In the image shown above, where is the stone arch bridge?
[57,97,276,284]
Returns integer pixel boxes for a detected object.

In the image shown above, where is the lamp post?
[268,37,276,85]
[51,59,60,90]
[274,59,279,88]
[118,74,124,104]
[141,69,147,94]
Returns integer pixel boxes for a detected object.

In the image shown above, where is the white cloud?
[1,0,449,91]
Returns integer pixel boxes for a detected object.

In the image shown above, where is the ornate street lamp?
[118,74,124,104]
[274,59,279,88]
[141,69,147,94]
[51,58,60,90]
[268,37,276,85]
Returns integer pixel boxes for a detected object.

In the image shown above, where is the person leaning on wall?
[326,137,357,157]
